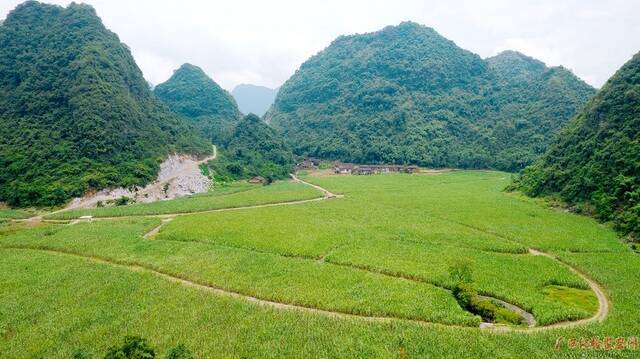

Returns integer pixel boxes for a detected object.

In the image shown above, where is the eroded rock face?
[66,153,212,209]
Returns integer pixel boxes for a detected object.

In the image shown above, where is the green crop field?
[1,171,638,357]
[0,209,31,220]
[45,180,322,220]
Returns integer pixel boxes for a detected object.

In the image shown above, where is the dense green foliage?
[209,114,295,182]
[103,336,155,359]
[485,51,597,170]
[0,2,210,207]
[154,63,241,144]
[449,263,525,326]
[512,52,640,238]
[269,22,594,171]
[74,335,193,358]
[231,84,278,117]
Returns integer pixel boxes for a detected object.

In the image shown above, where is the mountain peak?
[154,63,240,144]
[515,50,640,236]
[0,0,210,206]
[487,50,547,79]
[270,22,594,171]
[176,62,205,74]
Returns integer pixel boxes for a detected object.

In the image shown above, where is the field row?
[1,208,597,327]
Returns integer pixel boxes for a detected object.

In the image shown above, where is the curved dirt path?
[33,173,338,223]
[0,245,471,330]
[520,249,609,331]
[480,250,608,332]
[290,174,341,198]
[143,217,175,239]
[0,244,606,332]
[7,176,609,332]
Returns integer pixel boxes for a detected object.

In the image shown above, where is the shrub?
[165,344,194,359]
[448,259,473,285]
[114,196,134,206]
[452,283,476,309]
[103,336,155,359]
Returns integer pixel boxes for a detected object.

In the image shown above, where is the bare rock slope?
[66,147,216,209]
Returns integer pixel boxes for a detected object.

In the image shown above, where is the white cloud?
[1,0,639,89]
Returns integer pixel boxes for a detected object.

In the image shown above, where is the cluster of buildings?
[332,163,419,175]
[295,157,419,175]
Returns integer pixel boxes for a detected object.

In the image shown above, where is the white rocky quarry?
[66,151,215,209]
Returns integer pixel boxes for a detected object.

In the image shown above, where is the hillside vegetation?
[154,63,241,144]
[0,2,210,207]
[269,22,595,171]
[210,114,295,182]
[512,52,640,238]
[152,66,293,182]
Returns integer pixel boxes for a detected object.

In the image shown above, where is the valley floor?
[1,171,638,357]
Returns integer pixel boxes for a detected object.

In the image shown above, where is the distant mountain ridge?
[154,63,241,144]
[0,1,210,207]
[269,22,595,171]
[232,84,278,117]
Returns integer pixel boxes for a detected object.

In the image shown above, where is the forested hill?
[484,51,597,170]
[154,63,241,144]
[209,114,294,182]
[512,51,640,237]
[0,1,210,207]
[268,22,595,171]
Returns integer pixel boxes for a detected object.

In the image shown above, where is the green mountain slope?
[154,63,241,144]
[0,1,210,207]
[268,22,595,171]
[485,51,597,170]
[209,114,294,182]
[512,52,640,237]
[232,84,278,117]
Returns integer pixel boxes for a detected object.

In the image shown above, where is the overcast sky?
[2,0,640,91]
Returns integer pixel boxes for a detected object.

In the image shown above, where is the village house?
[351,164,420,175]
[296,157,322,171]
[248,176,266,184]
[333,163,355,174]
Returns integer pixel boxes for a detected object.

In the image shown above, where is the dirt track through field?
[37,175,338,223]
[6,175,610,332]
